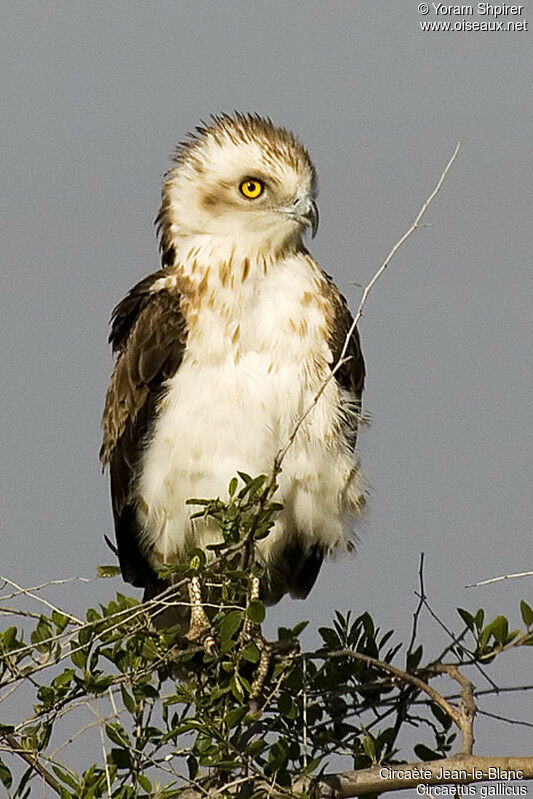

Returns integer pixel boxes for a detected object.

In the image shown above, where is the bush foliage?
[1,475,531,798]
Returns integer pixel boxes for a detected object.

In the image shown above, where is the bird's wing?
[327,281,366,449]
[100,270,187,587]
[263,278,366,606]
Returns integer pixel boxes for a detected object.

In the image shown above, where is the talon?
[185,624,217,654]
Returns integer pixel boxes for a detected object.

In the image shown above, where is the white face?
[162,126,317,254]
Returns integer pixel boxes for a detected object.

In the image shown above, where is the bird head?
[157,113,318,266]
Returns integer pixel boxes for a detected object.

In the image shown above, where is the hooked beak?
[279,194,319,238]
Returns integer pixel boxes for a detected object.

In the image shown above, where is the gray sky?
[1,0,532,763]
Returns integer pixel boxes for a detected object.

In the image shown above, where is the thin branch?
[274,141,461,473]
[89,701,113,799]
[418,591,499,692]
[427,663,476,755]
[0,606,42,620]
[307,649,463,733]
[1,733,62,795]
[0,575,82,626]
[407,553,426,660]
[466,570,533,588]
[477,708,533,729]
[0,576,94,603]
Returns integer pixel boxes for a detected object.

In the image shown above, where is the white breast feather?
[137,251,364,569]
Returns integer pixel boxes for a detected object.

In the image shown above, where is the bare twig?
[466,570,533,588]
[417,590,499,692]
[0,575,82,626]
[407,553,426,660]
[0,576,94,603]
[274,141,461,472]
[91,702,113,799]
[477,708,533,729]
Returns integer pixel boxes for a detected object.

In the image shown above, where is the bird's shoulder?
[320,268,366,409]
[100,268,187,466]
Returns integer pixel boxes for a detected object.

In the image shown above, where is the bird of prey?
[101,113,365,637]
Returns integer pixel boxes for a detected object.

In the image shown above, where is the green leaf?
[406,645,423,670]
[291,620,309,638]
[246,739,267,757]
[0,759,12,789]
[318,627,340,649]
[2,626,18,650]
[253,526,273,540]
[230,673,245,702]
[120,686,137,714]
[141,638,159,660]
[189,547,206,570]
[219,609,243,641]
[187,755,198,780]
[108,747,131,769]
[362,731,376,762]
[246,600,265,624]
[70,647,87,669]
[86,607,101,623]
[52,611,69,631]
[301,756,324,776]
[430,702,453,730]
[96,565,121,578]
[474,608,485,629]
[267,738,289,771]
[225,706,248,728]
[520,600,533,627]
[228,477,238,497]
[105,723,131,748]
[137,774,152,792]
[31,616,53,651]
[414,743,440,761]
[278,693,295,718]
[457,608,475,631]
[52,765,80,790]
[490,615,509,645]
[243,475,266,497]
[242,641,260,663]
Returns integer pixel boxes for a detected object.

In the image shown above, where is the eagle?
[101,113,365,637]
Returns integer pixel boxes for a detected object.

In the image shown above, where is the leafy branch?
[0,478,531,798]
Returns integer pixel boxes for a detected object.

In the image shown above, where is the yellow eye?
[240,179,264,199]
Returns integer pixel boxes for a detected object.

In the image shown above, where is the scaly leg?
[240,577,272,700]
[241,576,261,642]
[185,576,216,653]
[250,638,272,699]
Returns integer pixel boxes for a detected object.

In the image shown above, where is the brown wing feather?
[327,279,365,450]
[101,271,187,587]
[263,276,365,605]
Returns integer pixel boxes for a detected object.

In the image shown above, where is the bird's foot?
[185,620,217,654]
[186,576,217,654]
[250,636,272,699]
